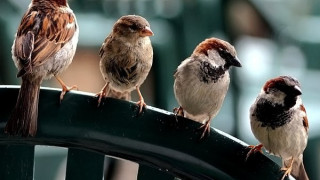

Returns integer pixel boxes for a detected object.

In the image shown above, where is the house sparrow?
[5,0,79,136]
[97,15,153,113]
[173,38,242,139]
[247,76,309,180]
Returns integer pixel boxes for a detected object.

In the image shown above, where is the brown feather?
[300,105,309,132]
[14,2,77,75]
[5,75,41,136]
[193,38,236,57]
[8,0,78,136]
[263,77,284,92]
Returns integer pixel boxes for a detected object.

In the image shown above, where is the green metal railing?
[0,86,289,180]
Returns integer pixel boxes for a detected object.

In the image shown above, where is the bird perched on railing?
[5,0,79,136]
[247,76,309,180]
[173,37,242,139]
[97,15,153,114]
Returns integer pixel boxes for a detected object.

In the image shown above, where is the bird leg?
[96,82,110,107]
[55,75,78,102]
[246,143,264,160]
[173,106,184,117]
[173,106,184,122]
[199,120,211,139]
[280,157,294,180]
[136,86,146,114]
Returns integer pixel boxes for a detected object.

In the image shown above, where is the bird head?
[193,38,242,70]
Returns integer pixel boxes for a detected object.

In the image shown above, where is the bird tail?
[5,77,41,137]
[107,89,131,101]
[283,155,309,180]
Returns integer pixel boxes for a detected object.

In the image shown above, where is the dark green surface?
[66,148,105,180]
[0,144,35,180]
[0,86,289,180]
[304,137,320,180]
[138,165,175,180]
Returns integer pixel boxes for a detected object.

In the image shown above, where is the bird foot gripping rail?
[0,86,289,180]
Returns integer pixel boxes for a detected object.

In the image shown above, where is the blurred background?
[0,0,319,179]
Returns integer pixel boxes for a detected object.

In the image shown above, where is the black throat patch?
[199,61,225,83]
[252,98,293,129]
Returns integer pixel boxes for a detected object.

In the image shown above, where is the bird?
[97,15,153,113]
[5,0,79,136]
[247,76,309,180]
[173,37,242,139]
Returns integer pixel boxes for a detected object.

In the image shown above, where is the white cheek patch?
[260,89,286,106]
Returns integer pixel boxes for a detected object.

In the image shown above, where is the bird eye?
[129,24,139,31]
[218,48,231,60]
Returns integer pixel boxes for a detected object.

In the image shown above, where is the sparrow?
[173,38,242,139]
[97,15,153,113]
[5,0,79,136]
[247,76,309,180]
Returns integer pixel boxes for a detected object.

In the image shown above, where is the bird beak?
[140,26,154,37]
[231,56,242,67]
[293,85,302,95]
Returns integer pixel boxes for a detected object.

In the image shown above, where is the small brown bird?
[97,15,153,113]
[247,76,309,180]
[173,38,242,138]
[5,0,79,136]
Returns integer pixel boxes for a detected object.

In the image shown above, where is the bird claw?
[136,100,146,114]
[280,168,292,180]
[135,86,146,114]
[173,106,184,122]
[173,106,184,116]
[198,121,211,139]
[246,144,263,161]
[96,83,110,107]
[96,91,106,107]
[60,85,78,103]
[280,158,294,180]
[55,76,77,103]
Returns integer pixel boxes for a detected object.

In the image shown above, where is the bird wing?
[100,35,140,85]
[14,8,77,77]
[99,34,112,58]
[300,104,309,132]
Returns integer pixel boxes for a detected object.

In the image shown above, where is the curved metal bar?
[0,86,287,180]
